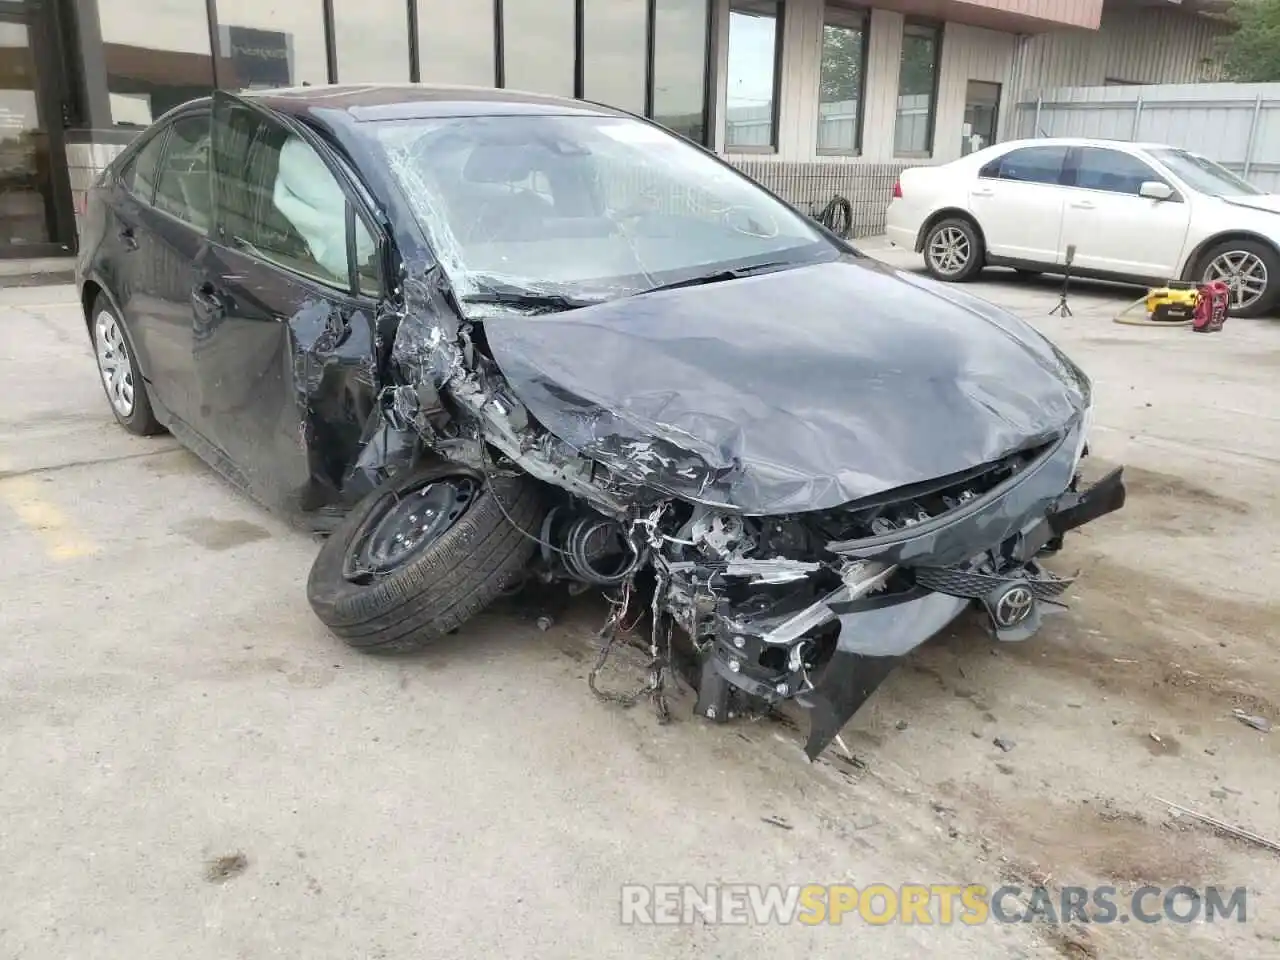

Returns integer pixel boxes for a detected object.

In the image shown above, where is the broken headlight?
[1071,402,1094,473]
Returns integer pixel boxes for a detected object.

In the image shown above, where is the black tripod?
[1049,244,1076,317]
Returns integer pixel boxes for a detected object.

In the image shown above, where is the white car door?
[1059,146,1192,279]
[967,145,1070,264]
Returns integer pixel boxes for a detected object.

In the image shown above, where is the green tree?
[1221,0,1280,82]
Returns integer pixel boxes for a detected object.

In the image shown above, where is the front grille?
[914,564,1073,601]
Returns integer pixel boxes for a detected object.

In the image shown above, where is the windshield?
[1149,148,1263,197]
[372,114,836,306]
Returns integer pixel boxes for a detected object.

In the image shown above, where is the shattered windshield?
[1149,148,1263,197]
[373,114,837,307]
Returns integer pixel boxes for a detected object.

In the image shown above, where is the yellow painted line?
[0,472,99,560]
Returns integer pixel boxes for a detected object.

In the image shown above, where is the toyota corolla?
[77,85,1126,759]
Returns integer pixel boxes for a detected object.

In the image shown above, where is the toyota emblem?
[993,585,1035,628]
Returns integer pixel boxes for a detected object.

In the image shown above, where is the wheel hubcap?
[1204,251,1267,310]
[928,226,971,276]
[94,310,135,417]
[346,477,479,580]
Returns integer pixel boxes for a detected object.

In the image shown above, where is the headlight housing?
[1071,403,1094,472]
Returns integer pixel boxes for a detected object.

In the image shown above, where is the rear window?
[979,146,1067,186]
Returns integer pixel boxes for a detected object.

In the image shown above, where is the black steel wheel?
[307,460,546,653]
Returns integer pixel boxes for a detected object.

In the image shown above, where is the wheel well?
[915,208,984,254]
[81,279,102,329]
[1181,231,1280,281]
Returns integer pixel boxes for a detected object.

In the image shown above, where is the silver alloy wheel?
[927,225,971,276]
[1204,250,1268,311]
[94,310,135,417]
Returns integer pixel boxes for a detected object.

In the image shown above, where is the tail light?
[892,179,903,199]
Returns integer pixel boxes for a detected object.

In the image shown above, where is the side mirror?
[1139,181,1174,201]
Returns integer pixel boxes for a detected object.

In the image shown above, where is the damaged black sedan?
[77,85,1125,759]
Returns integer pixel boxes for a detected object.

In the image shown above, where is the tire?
[90,295,162,436]
[306,460,545,653]
[923,217,985,282]
[1195,238,1280,318]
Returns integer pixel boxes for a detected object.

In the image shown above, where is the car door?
[106,125,185,416]
[126,111,214,427]
[194,91,383,513]
[967,145,1070,265]
[1060,146,1192,279]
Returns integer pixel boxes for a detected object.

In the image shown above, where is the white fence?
[1012,83,1280,193]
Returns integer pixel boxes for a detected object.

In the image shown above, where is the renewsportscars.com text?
[619,883,1248,926]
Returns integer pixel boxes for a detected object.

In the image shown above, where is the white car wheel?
[923,219,984,282]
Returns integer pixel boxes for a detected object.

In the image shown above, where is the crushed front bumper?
[691,425,1125,759]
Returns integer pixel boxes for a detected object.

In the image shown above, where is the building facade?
[0,0,1232,259]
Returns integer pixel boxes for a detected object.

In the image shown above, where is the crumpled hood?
[481,257,1090,514]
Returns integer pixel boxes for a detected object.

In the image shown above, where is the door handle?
[972,188,994,197]
[119,226,138,250]
[191,280,227,317]
[1069,201,1095,210]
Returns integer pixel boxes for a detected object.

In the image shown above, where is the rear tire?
[923,218,985,282]
[1195,238,1280,318]
[307,460,545,653]
[90,295,162,436]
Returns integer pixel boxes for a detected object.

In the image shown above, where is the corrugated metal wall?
[1012,4,1229,96]
[933,22,1018,160]
[1011,83,1280,191]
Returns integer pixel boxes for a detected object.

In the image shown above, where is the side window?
[154,115,212,230]
[353,215,382,297]
[121,130,167,204]
[213,101,364,290]
[980,146,1067,185]
[1072,148,1162,195]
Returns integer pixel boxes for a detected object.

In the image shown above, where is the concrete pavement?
[2,260,1278,958]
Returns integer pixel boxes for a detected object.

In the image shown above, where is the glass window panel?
[894,21,940,156]
[416,0,496,86]
[817,9,866,153]
[122,128,167,202]
[213,101,363,288]
[652,0,709,143]
[97,0,215,127]
[154,114,213,229]
[334,0,411,82]
[355,216,383,296]
[583,0,647,114]
[980,145,1067,184]
[214,0,329,90]
[1073,148,1164,195]
[725,0,780,150]
[502,0,574,97]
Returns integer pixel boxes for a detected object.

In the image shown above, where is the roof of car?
[985,137,1178,152]
[241,83,629,123]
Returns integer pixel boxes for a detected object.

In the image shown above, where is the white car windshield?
[1149,148,1263,198]
[373,114,836,307]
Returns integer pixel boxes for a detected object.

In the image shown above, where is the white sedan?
[885,137,1280,317]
